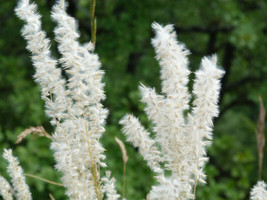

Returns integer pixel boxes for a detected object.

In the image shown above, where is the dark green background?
[0,0,267,199]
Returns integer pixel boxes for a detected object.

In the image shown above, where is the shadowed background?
[0,0,267,199]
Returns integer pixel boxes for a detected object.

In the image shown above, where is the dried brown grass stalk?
[115,137,128,198]
[256,96,266,180]
[16,126,52,144]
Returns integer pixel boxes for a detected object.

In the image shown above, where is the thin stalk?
[256,96,265,180]
[90,0,97,47]
[24,173,64,187]
[123,161,126,198]
[115,137,128,199]
[93,18,97,47]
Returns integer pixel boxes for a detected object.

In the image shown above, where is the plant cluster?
[0,0,266,200]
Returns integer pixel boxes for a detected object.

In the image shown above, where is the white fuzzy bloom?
[139,83,193,181]
[0,176,13,200]
[119,114,163,175]
[139,84,165,133]
[3,149,32,200]
[51,113,108,199]
[250,181,267,200]
[151,22,190,111]
[121,23,224,199]
[149,23,194,178]
[52,1,106,118]
[15,0,71,125]
[101,171,121,200]
[51,119,100,199]
[187,56,224,183]
[149,175,194,200]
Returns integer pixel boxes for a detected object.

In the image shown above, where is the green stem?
[122,161,126,198]
[90,0,97,47]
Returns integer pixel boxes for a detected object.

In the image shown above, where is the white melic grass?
[120,22,224,200]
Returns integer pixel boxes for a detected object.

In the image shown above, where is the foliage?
[0,0,267,199]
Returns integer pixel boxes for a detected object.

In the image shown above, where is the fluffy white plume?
[15,0,71,125]
[187,55,224,183]
[52,1,106,117]
[119,114,163,175]
[101,171,121,200]
[149,175,194,200]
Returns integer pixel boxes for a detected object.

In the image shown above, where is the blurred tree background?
[0,0,267,199]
